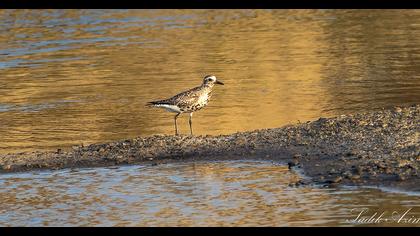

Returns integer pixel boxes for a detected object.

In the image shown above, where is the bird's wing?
[147,86,201,107]
[170,87,201,107]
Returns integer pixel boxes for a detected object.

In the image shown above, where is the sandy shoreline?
[1,104,419,191]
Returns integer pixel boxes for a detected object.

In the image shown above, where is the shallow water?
[0,161,419,227]
[1,10,420,153]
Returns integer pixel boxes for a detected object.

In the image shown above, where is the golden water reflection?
[0,10,420,153]
[0,161,419,226]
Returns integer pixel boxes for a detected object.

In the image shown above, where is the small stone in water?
[333,176,343,183]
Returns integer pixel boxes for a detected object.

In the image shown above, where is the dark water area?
[1,10,420,153]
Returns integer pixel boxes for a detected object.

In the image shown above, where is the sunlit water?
[1,9,420,153]
[0,161,419,227]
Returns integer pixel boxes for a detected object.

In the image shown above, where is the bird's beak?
[216,80,224,85]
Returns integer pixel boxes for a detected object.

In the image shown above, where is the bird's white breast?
[198,93,209,104]
[155,104,182,113]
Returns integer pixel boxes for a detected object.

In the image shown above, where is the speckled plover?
[147,75,224,135]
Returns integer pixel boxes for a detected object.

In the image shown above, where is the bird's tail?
[146,100,166,108]
[146,101,157,108]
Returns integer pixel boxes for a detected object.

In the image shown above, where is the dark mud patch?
[1,104,419,191]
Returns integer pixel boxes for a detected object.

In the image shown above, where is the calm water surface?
[0,161,419,227]
[1,10,419,227]
[1,9,420,153]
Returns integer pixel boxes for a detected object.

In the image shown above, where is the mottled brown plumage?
[147,75,224,135]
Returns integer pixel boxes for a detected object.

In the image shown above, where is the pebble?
[293,154,302,159]
[324,176,342,184]
[328,168,338,174]
[343,171,352,179]
[2,164,11,170]
[397,160,411,168]
[398,175,406,181]
[333,176,343,183]
[287,160,299,169]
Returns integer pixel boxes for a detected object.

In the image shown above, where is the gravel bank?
[1,105,419,191]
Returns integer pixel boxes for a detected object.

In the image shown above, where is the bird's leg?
[174,113,180,136]
[189,113,193,136]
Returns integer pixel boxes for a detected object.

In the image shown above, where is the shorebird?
[147,75,224,135]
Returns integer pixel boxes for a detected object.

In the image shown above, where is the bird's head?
[202,75,224,87]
